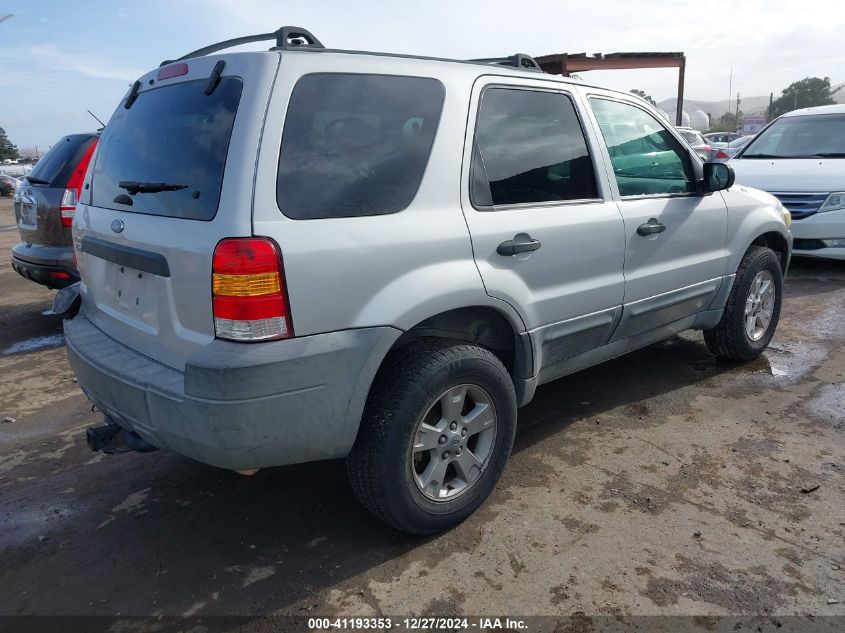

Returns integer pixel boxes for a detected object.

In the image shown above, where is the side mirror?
[703,161,735,192]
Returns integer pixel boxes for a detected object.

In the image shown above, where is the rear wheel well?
[750,232,789,272]
[390,307,526,378]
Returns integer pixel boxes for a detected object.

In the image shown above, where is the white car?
[729,104,845,260]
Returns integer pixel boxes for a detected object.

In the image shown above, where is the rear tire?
[347,340,517,535]
[704,245,782,361]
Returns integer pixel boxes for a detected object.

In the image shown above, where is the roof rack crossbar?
[160,26,324,67]
[470,54,543,72]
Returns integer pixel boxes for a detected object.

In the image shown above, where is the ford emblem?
[111,219,125,233]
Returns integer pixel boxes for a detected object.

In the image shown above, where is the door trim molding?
[531,306,621,371]
[611,277,723,342]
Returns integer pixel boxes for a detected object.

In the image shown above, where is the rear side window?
[91,77,243,221]
[277,74,444,219]
[27,134,97,187]
[471,88,599,208]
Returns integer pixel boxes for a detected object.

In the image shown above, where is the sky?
[1,0,844,151]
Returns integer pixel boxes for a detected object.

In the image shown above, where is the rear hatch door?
[74,53,280,371]
[14,134,97,251]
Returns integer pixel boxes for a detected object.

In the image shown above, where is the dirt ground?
[0,196,843,627]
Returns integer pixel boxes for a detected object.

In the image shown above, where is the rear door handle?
[497,233,542,256]
[637,219,666,236]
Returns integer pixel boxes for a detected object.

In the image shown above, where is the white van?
[730,104,845,260]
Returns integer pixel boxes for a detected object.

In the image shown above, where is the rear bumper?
[11,242,78,289]
[64,315,401,470]
[11,255,79,288]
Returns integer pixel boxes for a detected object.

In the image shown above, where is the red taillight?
[702,145,711,152]
[713,150,729,160]
[212,238,293,342]
[60,138,98,227]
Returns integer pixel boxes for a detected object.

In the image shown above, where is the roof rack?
[160,26,324,66]
[470,54,543,72]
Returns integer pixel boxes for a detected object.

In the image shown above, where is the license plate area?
[17,201,37,230]
[105,263,153,320]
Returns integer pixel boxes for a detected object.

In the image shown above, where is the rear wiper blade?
[742,153,787,158]
[24,175,49,184]
[812,152,845,158]
[118,180,189,195]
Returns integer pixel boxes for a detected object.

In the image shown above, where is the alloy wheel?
[410,384,497,501]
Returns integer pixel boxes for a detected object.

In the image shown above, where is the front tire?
[704,245,783,361]
[347,340,517,535]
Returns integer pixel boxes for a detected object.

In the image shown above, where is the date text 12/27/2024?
[307,618,528,630]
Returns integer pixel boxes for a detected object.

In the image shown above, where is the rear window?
[27,134,97,187]
[277,74,445,219]
[91,77,243,220]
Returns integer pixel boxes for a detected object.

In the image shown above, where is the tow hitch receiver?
[86,419,158,454]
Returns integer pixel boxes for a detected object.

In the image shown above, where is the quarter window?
[590,98,695,197]
[471,88,599,208]
[277,74,444,219]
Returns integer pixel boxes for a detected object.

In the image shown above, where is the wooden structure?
[534,52,686,125]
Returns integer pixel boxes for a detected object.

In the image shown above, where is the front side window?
[741,113,845,158]
[277,74,444,219]
[471,88,599,208]
[590,98,695,197]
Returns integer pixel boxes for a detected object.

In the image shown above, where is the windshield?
[91,77,243,220]
[742,113,845,158]
[729,136,753,148]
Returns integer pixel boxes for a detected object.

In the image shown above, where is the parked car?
[705,132,743,144]
[10,133,98,288]
[0,174,17,196]
[730,104,845,260]
[64,27,791,534]
[676,127,712,160]
[710,135,755,161]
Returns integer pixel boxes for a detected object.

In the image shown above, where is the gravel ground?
[0,196,843,630]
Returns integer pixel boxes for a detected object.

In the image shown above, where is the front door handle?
[497,233,542,256]
[637,219,667,236]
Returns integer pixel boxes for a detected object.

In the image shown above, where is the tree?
[708,111,743,133]
[0,127,19,161]
[771,77,840,118]
[630,89,657,107]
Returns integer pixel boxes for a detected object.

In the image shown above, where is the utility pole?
[768,92,774,122]
[727,67,733,121]
[735,93,741,133]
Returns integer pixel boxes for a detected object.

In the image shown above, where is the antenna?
[87,109,106,128]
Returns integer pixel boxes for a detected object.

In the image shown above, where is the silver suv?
[64,27,792,534]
